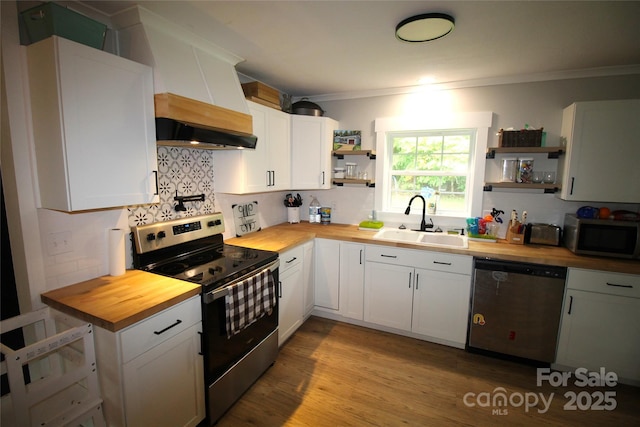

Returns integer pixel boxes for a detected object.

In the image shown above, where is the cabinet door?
[244,103,270,192]
[340,242,365,320]
[314,239,340,310]
[556,289,640,382]
[559,100,640,202]
[278,261,304,345]
[302,241,315,317]
[267,108,291,190]
[291,115,337,189]
[28,36,158,211]
[123,324,204,427]
[364,262,413,331]
[412,268,471,345]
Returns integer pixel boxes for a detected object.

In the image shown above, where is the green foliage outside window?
[388,131,473,213]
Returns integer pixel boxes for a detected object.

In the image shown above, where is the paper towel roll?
[109,228,126,276]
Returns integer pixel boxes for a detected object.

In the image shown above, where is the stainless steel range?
[131,213,279,425]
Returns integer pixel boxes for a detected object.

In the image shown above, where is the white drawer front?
[422,252,473,275]
[366,245,428,267]
[280,246,304,273]
[120,296,201,363]
[365,245,472,275]
[567,268,640,298]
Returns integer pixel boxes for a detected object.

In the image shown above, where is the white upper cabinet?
[291,115,339,189]
[27,36,158,211]
[558,99,640,203]
[215,101,291,193]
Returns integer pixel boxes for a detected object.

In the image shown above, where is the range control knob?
[146,233,156,241]
[157,231,166,239]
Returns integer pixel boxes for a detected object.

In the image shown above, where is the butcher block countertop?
[41,270,200,332]
[227,222,640,275]
[42,221,639,331]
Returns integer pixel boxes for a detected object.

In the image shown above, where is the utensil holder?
[287,207,300,223]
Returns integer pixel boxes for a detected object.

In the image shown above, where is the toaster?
[526,223,562,246]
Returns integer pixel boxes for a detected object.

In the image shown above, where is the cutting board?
[232,201,261,236]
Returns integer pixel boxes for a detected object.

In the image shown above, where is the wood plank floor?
[217,316,640,426]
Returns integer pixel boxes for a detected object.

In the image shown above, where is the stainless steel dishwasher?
[467,258,567,364]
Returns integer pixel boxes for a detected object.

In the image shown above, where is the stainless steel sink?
[373,228,468,248]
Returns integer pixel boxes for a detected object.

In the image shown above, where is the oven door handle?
[203,258,280,304]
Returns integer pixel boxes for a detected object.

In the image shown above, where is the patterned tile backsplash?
[127,146,216,227]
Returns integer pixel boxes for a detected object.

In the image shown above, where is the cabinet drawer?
[567,269,640,298]
[280,246,303,273]
[120,296,201,363]
[366,245,472,275]
[366,245,427,267]
[422,252,472,275]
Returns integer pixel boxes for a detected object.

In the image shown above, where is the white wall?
[293,76,640,229]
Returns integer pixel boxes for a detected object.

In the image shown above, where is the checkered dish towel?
[225,267,276,338]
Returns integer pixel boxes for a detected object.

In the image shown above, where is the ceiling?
[77,0,640,99]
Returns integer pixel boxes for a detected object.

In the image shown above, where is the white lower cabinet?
[339,242,366,320]
[302,241,315,317]
[364,246,472,347]
[555,269,640,384]
[93,296,204,427]
[314,238,341,311]
[278,246,304,345]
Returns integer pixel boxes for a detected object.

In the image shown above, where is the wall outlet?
[46,231,73,256]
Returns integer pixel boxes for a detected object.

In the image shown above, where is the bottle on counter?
[309,196,321,223]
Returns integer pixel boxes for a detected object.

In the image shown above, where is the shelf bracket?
[547,149,564,159]
[483,184,493,192]
[333,153,345,159]
[486,150,496,159]
[544,187,559,194]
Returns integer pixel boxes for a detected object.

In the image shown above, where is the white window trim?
[374,112,493,225]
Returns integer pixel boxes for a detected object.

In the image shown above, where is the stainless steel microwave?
[564,214,640,259]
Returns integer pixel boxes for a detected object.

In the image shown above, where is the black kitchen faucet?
[404,195,434,231]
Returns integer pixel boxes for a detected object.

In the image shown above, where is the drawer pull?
[286,257,297,264]
[153,319,182,335]
[381,254,397,258]
[433,261,452,266]
[606,282,633,289]
[567,295,573,315]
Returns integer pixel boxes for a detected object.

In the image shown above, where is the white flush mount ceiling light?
[395,13,455,42]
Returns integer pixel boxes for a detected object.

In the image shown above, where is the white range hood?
[112,6,256,149]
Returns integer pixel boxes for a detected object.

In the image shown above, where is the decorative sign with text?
[232,201,261,236]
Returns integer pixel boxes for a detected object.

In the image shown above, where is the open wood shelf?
[333,178,375,187]
[332,150,376,159]
[483,182,560,193]
[486,147,564,159]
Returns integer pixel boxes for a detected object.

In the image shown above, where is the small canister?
[320,207,331,225]
[333,167,345,179]
[517,158,534,183]
[501,158,518,182]
[345,162,357,179]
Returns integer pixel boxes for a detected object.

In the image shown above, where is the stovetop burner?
[131,214,278,291]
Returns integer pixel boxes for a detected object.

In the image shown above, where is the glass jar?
[345,162,357,179]
[501,158,518,182]
[517,158,534,183]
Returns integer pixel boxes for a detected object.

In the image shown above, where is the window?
[375,112,492,219]
[387,130,474,215]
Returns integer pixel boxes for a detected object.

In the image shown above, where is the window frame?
[386,129,476,216]
[374,112,493,222]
